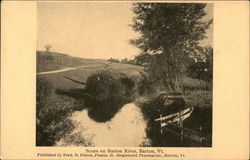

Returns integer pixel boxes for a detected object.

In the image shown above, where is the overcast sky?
[37,2,213,60]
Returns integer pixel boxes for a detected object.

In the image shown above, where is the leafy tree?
[130,3,212,90]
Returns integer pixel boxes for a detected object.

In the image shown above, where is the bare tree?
[44,44,52,52]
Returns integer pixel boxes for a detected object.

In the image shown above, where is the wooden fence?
[155,107,211,147]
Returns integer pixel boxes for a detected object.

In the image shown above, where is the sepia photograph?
[36,2,213,147]
[1,1,249,159]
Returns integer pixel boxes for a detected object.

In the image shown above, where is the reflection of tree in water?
[84,71,135,122]
[56,103,150,147]
[55,70,153,146]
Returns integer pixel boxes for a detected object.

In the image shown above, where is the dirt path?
[37,64,104,75]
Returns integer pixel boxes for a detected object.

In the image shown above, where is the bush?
[137,72,155,96]
[36,77,53,106]
[84,71,132,122]
[36,77,75,146]
[83,70,156,122]
[121,71,155,99]
[85,71,127,101]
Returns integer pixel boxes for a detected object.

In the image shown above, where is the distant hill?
[37,51,108,72]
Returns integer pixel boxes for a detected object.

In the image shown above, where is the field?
[36,52,212,147]
[38,62,144,99]
[37,51,108,72]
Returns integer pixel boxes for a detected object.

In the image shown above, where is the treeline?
[107,57,135,64]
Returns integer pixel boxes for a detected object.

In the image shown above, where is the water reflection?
[56,103,150,147]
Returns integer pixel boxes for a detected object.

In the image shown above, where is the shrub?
[36,77,53,106]
[123,71,155,99]
[36,77,75,146]
[83,70,156,122]
[85,71,126,101]
[137,72,155,96]
[84,71,131,122]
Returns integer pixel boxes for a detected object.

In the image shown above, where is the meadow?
[37,51,107,72]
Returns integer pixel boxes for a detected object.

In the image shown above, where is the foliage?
[187,47,213,82]
[130,3,213,90]
[134,53,151,66]
[83,70,156,122]
[137,71,155,96]
[131,3,212,53]
[84,71,132,122]
[36,77,75,146]
[36,77,53,107]
[85,71,128,101]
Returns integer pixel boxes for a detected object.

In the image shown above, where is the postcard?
[1,1,249,160]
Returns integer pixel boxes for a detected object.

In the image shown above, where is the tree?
[44,44,52,52]
[134,53,151,66]
[130,3,212,90]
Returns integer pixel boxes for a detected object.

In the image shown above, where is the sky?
[37,2,213,60]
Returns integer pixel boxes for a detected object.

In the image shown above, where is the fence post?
[199,126,203,147]
[160,114,163,134]
[178,111,184,141]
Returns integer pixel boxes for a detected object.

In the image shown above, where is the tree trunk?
[163,48,176,91]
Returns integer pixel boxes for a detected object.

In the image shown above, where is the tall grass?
[177,77,212,92]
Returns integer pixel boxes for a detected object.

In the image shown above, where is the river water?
[56,103,151,147]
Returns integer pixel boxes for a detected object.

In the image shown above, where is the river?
[56,103,151,147]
